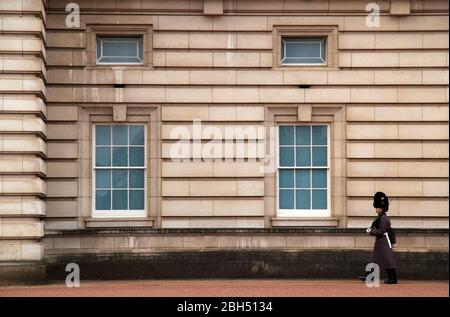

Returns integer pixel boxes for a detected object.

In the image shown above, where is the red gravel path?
[0,280,448,297]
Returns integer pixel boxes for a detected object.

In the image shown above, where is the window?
[278,125,330,217]
[281,37,327,65]
[93,124,146,218]
[96,36,143,64]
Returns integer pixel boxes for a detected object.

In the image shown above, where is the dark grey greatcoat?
[369,213,396,269]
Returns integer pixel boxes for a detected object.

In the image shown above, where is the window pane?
[96,126,111,145]
[279,126,294,145]
[97,36,143,65]
[296,126,311,145]
[103,40,137,57]
[112,169,128,188]
[95,147,111,167]
[312,147,327,166]
[280,147,294,167]
[312,126,327,145]
[113,126,128,145]
[312,189,327,209]
[95,170,111,189]
[279,189,294,209]
[96,190,111,210]
[112,190,128,210]
[279,170,294,188]
[312,170,327,188]
[130,147,145,167]
[285,57,326,64]
[286,41,321,59]
[99,56,142,63]
[295,170,310,188]
[282,38,326,65]
[130,169,145,188]
[130,125,145,145]
[296,190,311,209]
[296,147,311,167]
[94,123,147,214]
[112,147,128,166]
[129,190,145,210]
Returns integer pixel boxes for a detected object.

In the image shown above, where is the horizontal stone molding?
[0,75,45,95]
[42,230,449,252]
[0,155,46,175]
[346,161,449,178]
[162,162,264,178]
[0,15,45,35]
[347,123,449,140]
[347,198,449,217]
[0,0,45,13]
[0,175,45,195]
[0,94,46,115]
[0,240,43,261]
[162,179,264,197]
[347,179,449,197]
[0,135,46,155]
[0,34,45,56]
[47,69,449,86]
[162,199,265,217]
[46,86,450,104]
[0,197,45,216]
[347,217,449,229]
[0,218,44,239]
[85,218,154,229]
[0,114,46,135]
[347,141,449,159]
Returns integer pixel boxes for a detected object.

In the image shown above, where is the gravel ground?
[0,279,448,297]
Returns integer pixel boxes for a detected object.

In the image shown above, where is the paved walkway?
[0,280,448,297]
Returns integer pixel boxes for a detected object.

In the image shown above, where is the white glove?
[366,228,371,233]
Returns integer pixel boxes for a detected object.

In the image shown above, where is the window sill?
[85,217,154,228]
[85,65,153,70]
[271,217,339,227]
[274,65,340,71]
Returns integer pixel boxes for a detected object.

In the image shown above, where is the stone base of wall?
[0,262,46,286]
[44,250,449,282]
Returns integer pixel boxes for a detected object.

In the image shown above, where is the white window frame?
[281,37,327,66]
[276,124,331,217]
[96,36,144,65]
[92,123,147,218]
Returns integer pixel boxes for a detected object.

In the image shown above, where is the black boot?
[384,268,398,284]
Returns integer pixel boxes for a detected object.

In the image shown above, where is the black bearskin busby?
[373,192,389,211]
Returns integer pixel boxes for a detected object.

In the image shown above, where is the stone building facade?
[0,0,448,283]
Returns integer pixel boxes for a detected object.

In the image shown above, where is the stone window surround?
[273,25,339,70]
[86,24,153,68]
[266,104,345,227]
[79,105,160,228]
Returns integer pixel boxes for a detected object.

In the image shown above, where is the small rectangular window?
[93,124,146,218]
[96,36,143,65]
[278,125,330,217]
[281,37,327,65]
